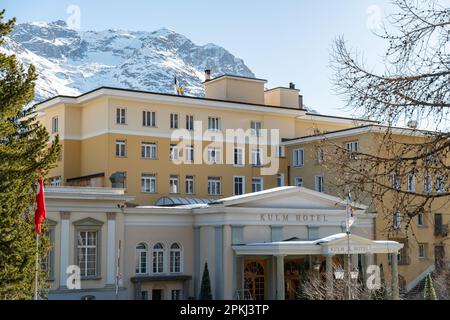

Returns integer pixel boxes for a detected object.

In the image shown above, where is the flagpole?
[34,233,39,301]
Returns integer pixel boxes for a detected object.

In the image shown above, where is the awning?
[233,233,404,256]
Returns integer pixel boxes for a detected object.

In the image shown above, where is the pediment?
[72,217,104,227]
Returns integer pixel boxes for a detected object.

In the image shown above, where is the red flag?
[34,178,46,235]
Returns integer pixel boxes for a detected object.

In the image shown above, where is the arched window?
[135,243,148,275]
[169,243,182,273]
[153,243,164,274]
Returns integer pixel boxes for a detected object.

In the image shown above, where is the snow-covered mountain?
[0,20,255,102]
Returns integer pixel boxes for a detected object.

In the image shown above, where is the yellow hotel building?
[35,73,447,300]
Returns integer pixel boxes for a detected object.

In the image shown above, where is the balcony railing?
[435,224,449,237]
[398,255,411,266]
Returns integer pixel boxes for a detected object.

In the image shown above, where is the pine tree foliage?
[0,9,60,300]
[199,262,213,300]
[423,274,438,300]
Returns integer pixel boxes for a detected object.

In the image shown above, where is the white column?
[106,212,116,286]
[391,252,399,300]
[276,255,285,300]
[59,212,70,288]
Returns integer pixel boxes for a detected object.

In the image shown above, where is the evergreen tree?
[423,274,438,300]
[199,262,212,300]
[0,10,60,300]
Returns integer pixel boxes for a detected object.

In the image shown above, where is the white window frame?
[424,174,433,193]
[77,231,98,278]
[185,175,195,194]
[406,174,416,192]
[141,174,157,193]
[208,117,221,131]
[170,144,179,161]
[295,177,304,188]
[207,147,222,164]
[51,116,59,134]
[142,111,156,127]
[417,212,425,227]
[170,175,180,194]
[169,243,183,274]
[418,244,426,259]
[152,243,165,274]
[50,176,61,187]
[315,175,324,193]
[234,147,244,167]
[436,176,445,193]
[251,121,262,137]
[345,141,359,159]
[317,148,324,164]
[185,145,194,162]
[170,113,179,129]
[277,146,286,158]
[208,177,222,196]
[393,211,402,230]
[252,178,263,193]
[135,243,148,275]
[252,148,263,167]
[277,173,285,187]
[186,115,194,131]
[142,142,157,160]
[116,108,126,125]
[233,176,245,196]
[390,172,401,190]
[293,149,304,167]
[116,140,126,157]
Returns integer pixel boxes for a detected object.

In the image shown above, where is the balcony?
[398,255,411,266]
[435,224,449,237]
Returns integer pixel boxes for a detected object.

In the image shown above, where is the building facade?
[35,73,447,299]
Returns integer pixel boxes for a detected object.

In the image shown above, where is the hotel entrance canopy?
[233,233,404,256]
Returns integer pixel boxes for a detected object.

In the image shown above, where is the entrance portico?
[233,233,404,300]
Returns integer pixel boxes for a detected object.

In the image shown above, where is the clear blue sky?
[2,0,394,117]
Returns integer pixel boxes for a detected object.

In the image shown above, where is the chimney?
[205,69,211,82]
[289,82,296,89]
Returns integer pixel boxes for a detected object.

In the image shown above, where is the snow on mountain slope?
[0,21,255,102]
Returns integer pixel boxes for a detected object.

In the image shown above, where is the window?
[116,140,126,157]
[143,111,156,127]
[295,177,304,188]
[251,121,262,136]
[417,212,424,227]
[171,290,182,300]
[207,147,222,164]
[170,113,179,129]
[141,174,156,193]
[277,173,285,187]
[208,117,221,131]
[41,227,55,279]
[293,149,304,167]
[234,176,245,196]
[390,173,401,190]
[315,176,324,193]
[317,148,324,164]
[185,145,194,162]
[170,175,180,194]
[141,291,149,301]
[424,174,433,193]
[252,178,263,193]
[185,176,195,194]
[277,146,285,158]
[142,142,157,159]
[186,115,194,131]
[135,243,148,275]
[393,211,402,230]
[169,243,182,273]
[419,244,426,259]
[170,144,179,161]
[436,176,445,193]
[346,141,359,159]
[406,174,415,192]
[51,116,59,133]
[116,108,126,125]
[252,149,263,166]
[77,231,98,278]
[152,289,163,300]
[50,176,61,187]
[208,177,221,195]
[152,243,164,274]
[234,148,244,166]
